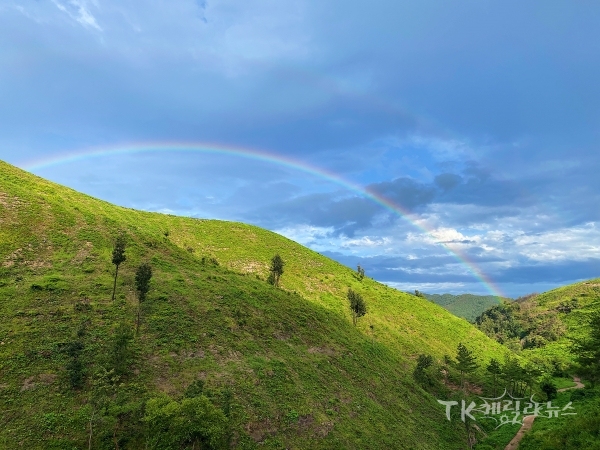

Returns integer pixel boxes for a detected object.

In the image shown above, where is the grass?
[0,160,514,449]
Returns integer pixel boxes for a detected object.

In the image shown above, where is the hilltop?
[0,160,511,449]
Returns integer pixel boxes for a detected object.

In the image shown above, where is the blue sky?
[2,0,600,298]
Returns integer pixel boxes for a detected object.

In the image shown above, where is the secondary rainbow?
[22,141,505,298]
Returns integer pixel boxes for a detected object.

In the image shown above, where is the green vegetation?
[473,281,600,449]
[267,254,284,287]
[486,358,501,397]
[424,293,504,323]
[0,160,515,448]
[356,265,365,281]
[476,281,600,374]
[347,288,367,326]
[519,389,600,450]
[573,310,600,385]
[111,233,127,302]
[456,343,478,389]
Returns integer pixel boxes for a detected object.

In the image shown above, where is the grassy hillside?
[476,280,600,371]
[0,160,512,449]
[423,293,504,323]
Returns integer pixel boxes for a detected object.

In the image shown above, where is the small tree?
[357,264,365,280]
[486,358,502,397]
[414,290,426,298]
[111,323,134,377]
[135,263,152,334]
[268,254,285,287]
[111,234,127,301]
[413,354,433,384]
[65,341,85,389]
[456,342,478,389]
[347,288,367,326]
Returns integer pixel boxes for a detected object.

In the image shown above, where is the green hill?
[423,293,504,322]
[476,281,600,372]
[0,160,512,449]
[474,282,600,450]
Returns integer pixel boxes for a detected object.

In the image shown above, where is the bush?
[144,394,228,450]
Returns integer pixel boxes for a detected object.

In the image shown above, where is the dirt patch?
[154,377,177,396]
[20,373,57,391]
[273,331,289,341]
[297,414,315,431]
[229,260,267,274]
[315,421,334,437]
[307,346,337,356]
[182,349,205,359]
[3,248,22,268]
[245,419,278,443]
[72,241,93,264]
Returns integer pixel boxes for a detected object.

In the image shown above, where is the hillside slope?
[0,160,511,449]
[423,293,504,322]
[475,280,600,372]
[521,280,600,370]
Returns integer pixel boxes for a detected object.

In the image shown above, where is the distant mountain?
[422,293,505,322]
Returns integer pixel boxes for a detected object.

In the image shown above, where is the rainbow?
[22,141,505,298]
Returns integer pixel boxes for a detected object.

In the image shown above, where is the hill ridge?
[0,160,511,449]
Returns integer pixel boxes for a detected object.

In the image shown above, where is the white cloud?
[52,0,102,31]
[340,236,391,248]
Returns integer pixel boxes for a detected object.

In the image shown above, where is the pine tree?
[135,263,152,334]
[501,356,521,395]
[456,342,478,389]
[486,358,501,396]
[111,234,127,301]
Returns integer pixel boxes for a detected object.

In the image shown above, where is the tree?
[501,355,522,395]
[111,234,127,301]
[573,310,600,386]
[135,263,152,334]
[456,342,478,389]
[486,358,501,397]
[413,354,433,384]
[357,264,365,280]
[347,288,367,326]
[268,254,285,287]
[65,340,85,389]
[110,323,134,377]
[414,290,426,298]
[540,377,557,400]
